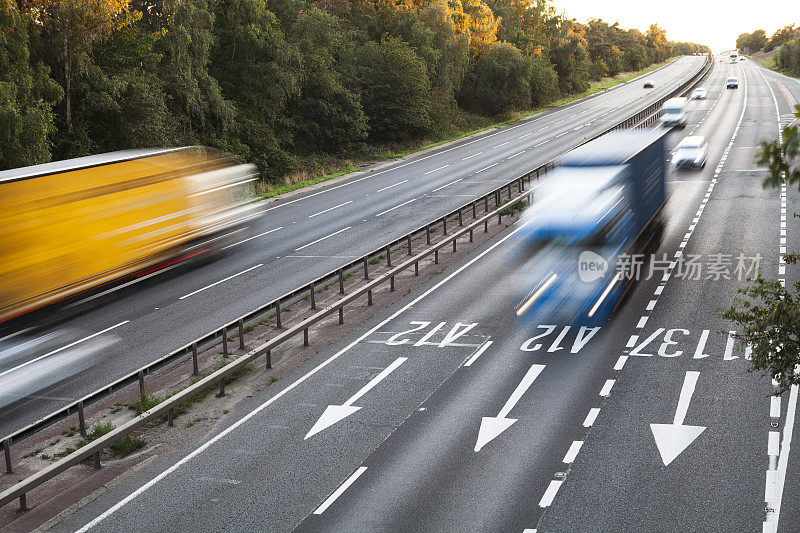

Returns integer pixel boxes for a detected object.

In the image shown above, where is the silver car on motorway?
[672,136,708,169]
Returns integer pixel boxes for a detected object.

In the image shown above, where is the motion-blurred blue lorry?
[515,129,667,323]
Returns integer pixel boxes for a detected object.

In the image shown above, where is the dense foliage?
[0,0,708,179]
[737,25,800,77]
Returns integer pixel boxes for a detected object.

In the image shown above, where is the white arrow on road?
[474,363,546,452]
[305,357,407,440]
[650,370,706,466]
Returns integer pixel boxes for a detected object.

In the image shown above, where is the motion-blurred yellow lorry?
[0,147,258,324]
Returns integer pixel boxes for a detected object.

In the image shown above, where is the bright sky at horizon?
[551,0,797,52]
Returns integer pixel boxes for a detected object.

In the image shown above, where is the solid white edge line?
[313,466,367,515]
[0,321,130,379]
[178,264,264,300]
[464,341,492,367]
[294,227,352,251]
[308,201,353,219]
[376,199,417,217]
[77,202,543,531]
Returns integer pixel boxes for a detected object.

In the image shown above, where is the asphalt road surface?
[0,57,708,437]
[41,58,800,532]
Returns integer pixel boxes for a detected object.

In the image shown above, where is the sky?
[551,0,798,52]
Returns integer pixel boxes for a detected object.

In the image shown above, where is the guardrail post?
[498,212,502,225]
[407,235,412,255]
[222,327,228,358]
[458,209,463,226]
[304,328,309,346]
[168,408,174,427]
[485,196,489,212]
[78,401,87,436]
[390,275,395,292]
[434,250,439,264]
[386,246,391,267]
[138,370,146,399]
[310,282,316,310]
[472,201,477,219]
[364,258,369,279]
[266,349,272,369]
[218,379,225,397]
[443,217,447,235]
[415,261,419,276]
[367,290,373,306]
[338,268,345,294]
[495,190,500,207]
[426,225,431,245]
[238,319,245,350]
[453,238,457,252]
[469,228,474,242]
[3,438,11,474]
[18,493,26,511]
[192,342,199,375]
[339,307,344,324]
[93,451,101,469]
[508,184,512,200]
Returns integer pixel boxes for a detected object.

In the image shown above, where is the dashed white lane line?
[599,379,615,397]
[308,200,353,218]
[424,164,450,175]
[376,180,408,192]
[494,142,510,149]
[583,408,600,427]
[635,316,648,329]
[614,355,628,371]
[313,466,367,514]
[534,140,549,148]
[294,227,352,251]
[376,199,417,217]
[517,133,533,140]
[507,150,526,160]
[475,163,498,173]
[461,152,483,161]
[179,264,263,300]
[626,335,639,348]
[464,340,492,367]
[0,321,130,379]
[432,179,463,192]
[221,226,283,250]
[562,440,584,463]
[538,480,563,507]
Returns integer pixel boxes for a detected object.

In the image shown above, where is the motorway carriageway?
[0,57,709,437]
[47,59,800,532]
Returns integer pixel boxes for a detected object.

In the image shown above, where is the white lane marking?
[626,335,639,348]
[771,396,781,418]
[313,466,367,515]
[583,408,600,427]
[599,379,615,397]
[517,133,533,140]
[376,199,417,217]
[646,300,657,311]
[766,383,799,532]
[0,321,129,379]
[534,140,549,147]
[614,355,628,371]
[562,440,584,463]
[221,226,283,250]
[376,180,408,192]
[76,197,544,531]
[432,179,463,192]
[294,227,352,251]
[539,480,563,507]
[769,431,780,457]
[494,142,510,149]
[506,151,526,160]
[464,341,492,367]
[179,264,263,300]
[424,164,450,175]
[636,316,648,329]
[461,152,483,161]
[308,201,353,219]
[475,163,498,174]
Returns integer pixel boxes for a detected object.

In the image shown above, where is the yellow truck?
[0,147,257,324]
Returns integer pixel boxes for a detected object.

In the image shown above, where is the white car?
[672,136,708,169]
[691,88,707,100]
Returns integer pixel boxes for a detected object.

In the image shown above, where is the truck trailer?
[515,129,667,323]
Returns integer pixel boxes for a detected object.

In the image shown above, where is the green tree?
[0,2,62,168]
[354,37,432,142]
[529,56,559,107]
[458,41,532,115]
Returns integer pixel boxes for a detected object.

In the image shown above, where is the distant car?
[643,80,655,88]
[691,88,707,100]
[726,77,739,89]
[672,136,708,168]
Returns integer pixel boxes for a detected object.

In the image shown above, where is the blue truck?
[515,129,667,324]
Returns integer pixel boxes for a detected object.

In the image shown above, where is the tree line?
[1,0,709,181]
[737,25,800,76]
